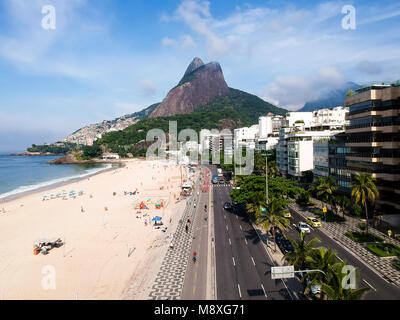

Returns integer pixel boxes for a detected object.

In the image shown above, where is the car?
[296,222,311,233]
[284,211,292,218]
[219,178,225,184]
[280,239,294,254]
[275,233,285,246]
[223,202,232,210]
[270,226,282,236]
[306,217,322,228]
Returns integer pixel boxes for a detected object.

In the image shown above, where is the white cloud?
[161,35,196,49]
[262,67,346,110]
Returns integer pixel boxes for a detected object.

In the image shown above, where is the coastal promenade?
[147,173,202,300]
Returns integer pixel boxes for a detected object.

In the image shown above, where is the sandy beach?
[0,159,194,300]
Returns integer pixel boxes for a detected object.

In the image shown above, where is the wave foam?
[0,164,112,200]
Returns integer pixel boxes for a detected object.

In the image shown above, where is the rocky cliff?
[150,58,230,118]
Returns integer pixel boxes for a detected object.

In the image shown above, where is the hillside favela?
[0,0,399,309]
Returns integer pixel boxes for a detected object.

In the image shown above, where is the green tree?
[306,247,338,299]
[335,194,351,220]
[351,173,379,234]
[257,198,290,252]
[320,261,370,300]
[314,176,338,214]
[82,144,103,159]
[283,233,320,274]
[296,189,311,206]
[246,192,266,220]
[268,160,279,178]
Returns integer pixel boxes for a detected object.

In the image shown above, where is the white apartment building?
[234,125,259,150]
[277,107,348,178]
[257,114,284,150]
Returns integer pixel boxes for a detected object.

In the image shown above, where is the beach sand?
[0,159,192,300]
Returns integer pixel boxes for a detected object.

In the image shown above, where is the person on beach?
[185,225,188,233]
[81,206,84,213]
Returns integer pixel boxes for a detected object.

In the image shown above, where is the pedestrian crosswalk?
[211,184,232,188]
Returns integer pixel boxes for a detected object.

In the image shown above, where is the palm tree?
[315,176,338,213]
[320,261,370,300]
[351,173,379,234]
[268,160,279,178]
[257,198,290,252]
[283,233,320,273]
[306,247,338,299]
[335,195,351,220]
[246,192,265,221]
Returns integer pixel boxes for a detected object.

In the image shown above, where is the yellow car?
[306,217,322,228]
[284,211,291,218]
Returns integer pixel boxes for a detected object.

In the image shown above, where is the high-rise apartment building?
[345,83,400,215]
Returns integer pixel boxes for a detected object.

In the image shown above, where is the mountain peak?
[184,57,205,76]
[150,58,230,118]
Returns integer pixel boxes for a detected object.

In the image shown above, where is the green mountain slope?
[98,88,287,157]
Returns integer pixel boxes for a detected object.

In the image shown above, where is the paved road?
[287,207,400,300]
[210,166,303,300]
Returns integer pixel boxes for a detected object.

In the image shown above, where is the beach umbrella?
[152,216,163,222]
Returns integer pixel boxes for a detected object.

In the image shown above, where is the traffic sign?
[323,207,327,213]
[271,266,295,279]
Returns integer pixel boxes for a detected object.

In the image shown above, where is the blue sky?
[0,0,399,152]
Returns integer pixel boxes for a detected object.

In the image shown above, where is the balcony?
[346,121,400,133]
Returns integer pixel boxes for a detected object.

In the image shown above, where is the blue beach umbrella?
[152,216,163,222]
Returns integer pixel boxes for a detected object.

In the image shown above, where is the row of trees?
[307,174,379,234]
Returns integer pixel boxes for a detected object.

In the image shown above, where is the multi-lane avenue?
[209,165,304,300]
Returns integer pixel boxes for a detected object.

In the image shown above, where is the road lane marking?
[251,257,256,266]
[363,279,377,291]
[232,257,236,266]
[293,291,299,299]
[245,238,248,245]
[261,284,267,299]
[236,216,238,220]
[239,225,243,231]
[336,255,343,261]
[229,238,231,246]
[238,284,242,298]
[226,225,229,231]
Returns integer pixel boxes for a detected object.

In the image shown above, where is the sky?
[0,0,399,152]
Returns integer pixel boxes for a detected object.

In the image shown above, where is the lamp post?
[266,155,269,205]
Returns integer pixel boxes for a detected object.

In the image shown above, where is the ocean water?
[0,153,116,200]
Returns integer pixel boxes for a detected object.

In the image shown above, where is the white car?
[297,222,311,233]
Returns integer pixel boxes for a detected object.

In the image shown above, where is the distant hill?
[98,88,287,157]
[298,82,360,112]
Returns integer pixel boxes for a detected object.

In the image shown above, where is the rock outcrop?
[150,58,230,118]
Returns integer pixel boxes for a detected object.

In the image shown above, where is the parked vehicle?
[275,233,285,246]
[212,175,218,184]
[280,239,295,254]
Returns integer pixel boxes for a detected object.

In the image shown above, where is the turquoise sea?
[0,153,117,200]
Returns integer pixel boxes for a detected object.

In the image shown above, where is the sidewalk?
[147,174,202,300]
[290,199,400,287]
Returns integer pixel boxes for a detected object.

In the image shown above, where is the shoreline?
[0,161,125,204]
